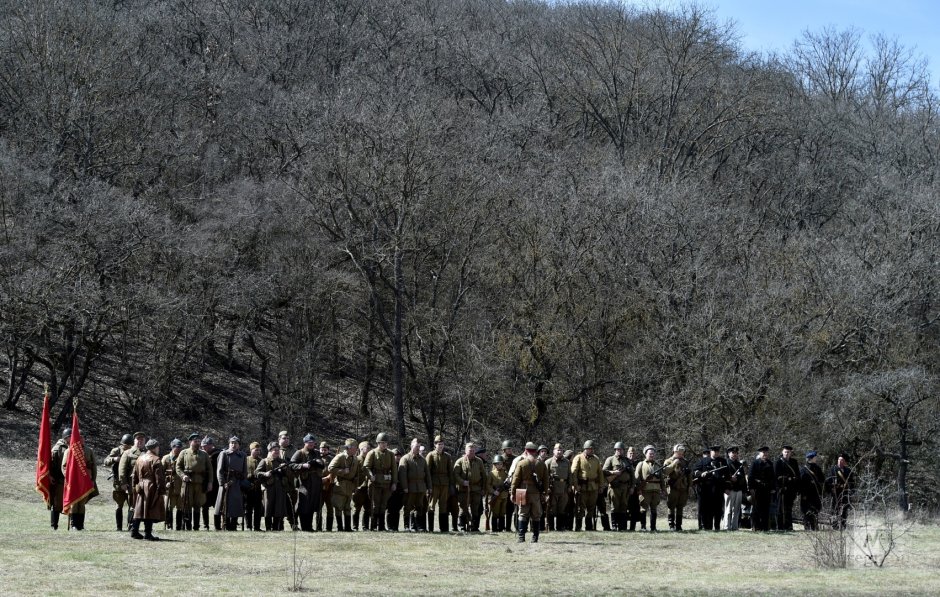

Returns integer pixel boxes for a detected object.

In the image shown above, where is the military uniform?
[318,445,334,531]
[175,446,211,530]
[245,451,263,531]
[352,446,371,531]
[747,451,777,531]
[799,454,824,531]
[723,454,748,530]
[774,452,800,531]
[828,459,854,530]
[664,452,692,531]
[49,437,69,530]
[328,445,360,532]
[487,463,509,532]
[627,455,644,530]
[364,446,396,531]
[545,453,570,531]
[570,449,604,531]
[161,450,183,530]
[693,451,728,531]
[603,452,633,531]
[131,445,166,540]
[216,443,248,530]
[398,451,431,532]
[510,454,548,542]
[119,443,144,534]
[61,444,97,530]
[425,446,454,533]
[453,454,487,532]
[203,445,222,531]
[634,457,666,531]
[290,446,326,532]
[103,441,132,530]
[256,454,290,530]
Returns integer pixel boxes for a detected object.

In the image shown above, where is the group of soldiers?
[49,428,857,543]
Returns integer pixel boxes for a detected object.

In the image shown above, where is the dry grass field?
[1,457,938,596]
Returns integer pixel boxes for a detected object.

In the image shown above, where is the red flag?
[35,390,52,507]
[62,407,95,514]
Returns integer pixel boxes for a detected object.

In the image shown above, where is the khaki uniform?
[510,457,548,523]
[426,449,453,532]
[245,455,263,530]
[364,448,396,530]
[329,451,360,530]
[50,439,69,514]
[453,455,486,531]
[119,445,143,511]
[635,459,666,531]
[133,451,166,522]
[398,452,431,530]
[161,452,183,529]
[352,452,370,530]
[545,456,570,522]
[663,455,692,530]
[290,448,326,532]
[603,454,633,528]
[570,451,603,529]
[256,456,290,530]
[104,445,130,507]
[487,467,509,519]
[175,447,210,529]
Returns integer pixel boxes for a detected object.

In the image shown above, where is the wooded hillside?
[0,1,937,511]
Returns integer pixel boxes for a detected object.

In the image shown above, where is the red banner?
[62,408,95,514]
[35,391,52,507]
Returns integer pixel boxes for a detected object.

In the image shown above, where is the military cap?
[344,438,357,447]
[583,440,594,449]
[673,444,686,452]
[229,436,240,444]
[120,434,133,446]
[170,438,183,448]
[201,436,214,446]
[267,441,279,451]
[376,432,389,443]
[727,446,739,453]
[709,445,722,452]
[61,427,72,438]
[493,454,504,463]
[187,433,201,441]
[553,443,562,450]
[563,449,574,459]
[501,440,513,449]
[838,452,850,460]
[434,435,444,443]
[319,441,329,449]
[476,447,487,456]
[145,439,159,450]
[805,450,817,459]
[614,441,625,450]
[133,431,146,439]
[249,441,261,450]
[278,430,289,438]
[538,445,549,452]
[757,445,770,452]
[782,444,793,451]
[643,445,656,454]
[303,433,316,443]
[524,441,538,451]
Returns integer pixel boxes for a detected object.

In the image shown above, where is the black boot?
[165,511,173,530]
[193,508,201,531]
[343,514,353,532]
[51,510,60,531]
[676,507,684,531]
[144,520,160,541]
[131,519,144,540]
[575,516,582,531]
[326,510,333,532]
[547,515,555,531]
[439,511,449,533]
[668,509,676,530]
[532,519,540,543]
[214,514,222,531]
[115,510,123,532]
[601,513,611,531]
[176,510,184,531]
[517,518,527,542]
[650,510,658,532]
[72,513,84,530]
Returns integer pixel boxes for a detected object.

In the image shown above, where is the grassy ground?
[1,457,938,596]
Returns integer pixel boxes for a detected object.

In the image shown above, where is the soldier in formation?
[544,443,569,531]
[328,438,360,532]
[694,445,728,531]
[161,438,183,530]
[426,435,453,533]
[634,445,666,532]
[511,442,548,543]
[399,438,431,532]
[799,450,825,531]
[724,447,748,530]
[131,439,166,541]
[570,440,603,531]
[290,434,326,532]
[176,433,212,531]
[103,434,133,531]
[603,442,632,532]
[663,444,691,531]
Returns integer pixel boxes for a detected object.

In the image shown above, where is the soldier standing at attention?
[487,454,509,532]
[747,446,776,531]
[570,440,604,531]
[277,431,297,529]
[318,441,334,532]
[256,443,290,531]
[176,433,212,531]
[664,444,692,531]
[454,442,487,532]
[291,434,326,532]
[603,442,633,532]
[544,443,570,531]
[626,446,644,531]
[328,439,360,532]
[511,442,548,543]
[828,453,855,530]
[775,445,800,531]
[104,434,133,531]
[364,432,397,531]
[119,431,147,535]
[426,435,454,533]
[399,438,431,532]
[387,448,405,531]
[634,445,666,532]
[501,440,517,532]
[799,450,824,531]
[694,445,728,531]
[131,439,166,541]
[200,437,222,531]
[161,439,184,531]
[724,447,748,531]
[352,440,371,531]
[216,436,248,531]
[245,442,264,531]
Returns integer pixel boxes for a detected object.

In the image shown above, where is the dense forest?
[0,0,937,511]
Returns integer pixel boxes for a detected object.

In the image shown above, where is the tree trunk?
[393,248,406,442]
